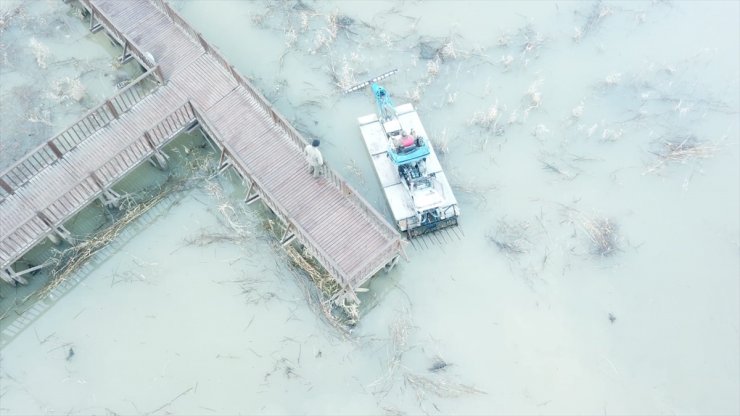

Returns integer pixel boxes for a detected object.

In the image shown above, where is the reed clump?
[265,219,358,330]
[38,147,219,298]
[40,181,185,298]
[644,135,716,174]
[580,216,619,257]
[561,206,620,257]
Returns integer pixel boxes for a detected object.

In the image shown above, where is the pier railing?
[149,0,400,245]
[0,66,161,200]
[191,102,352,288]
[79,0,163,80]
[95,100,195,184]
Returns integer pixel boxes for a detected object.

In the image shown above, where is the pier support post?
[383,256,400,273]
[99,188,122,209]
[332,288,361,307]
[119,40,132,64]
[185,120,200,134]
[149,151,169,170]
[105,100,119,119]
[217,149,232,172]
[0,178,12,194]
[143,132,169,170]
[89,9,102,33]
[1,267,27,286]
[280,225,295,247]
[36,212,74,245]
[89,172,122,208]
[46,225,74,246]
[244,182,261,204]
[56,225,74,245]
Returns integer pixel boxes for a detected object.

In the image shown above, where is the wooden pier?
[0,0,403,303]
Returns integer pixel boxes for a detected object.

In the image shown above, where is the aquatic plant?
[429,127,450,156]
[50,76,86,103]
[28,37,50,69]
[469,100,502,130]
[404,372,485,399]
[525,78,543,109]
[265,218,358,331]
[573,1,614,42]
[566,213,620,257]
[540,156,579,181]
[581,216,619,257]
[327,53,364,92]
[488,219,534,258]
[644,135,717,175]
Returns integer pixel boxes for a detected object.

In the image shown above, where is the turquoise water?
[0,1,738,414]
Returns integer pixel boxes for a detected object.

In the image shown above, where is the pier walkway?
[0,0,403,302]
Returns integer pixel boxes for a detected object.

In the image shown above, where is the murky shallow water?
[0,0,142,171]
[1,0,738,414]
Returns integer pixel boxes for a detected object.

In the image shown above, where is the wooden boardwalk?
[0,0,403,302]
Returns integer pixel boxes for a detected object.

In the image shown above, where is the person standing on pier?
[305,139,324,178]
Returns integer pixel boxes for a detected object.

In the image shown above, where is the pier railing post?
[119,40,129,63]
[197,33,208,51]
[46,141,63,159]
[154,65,164,84]
[0,178,12,194]
[105,100,119,119]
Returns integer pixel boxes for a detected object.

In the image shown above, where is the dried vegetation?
[644,135,717,175]
[562,207,620,257]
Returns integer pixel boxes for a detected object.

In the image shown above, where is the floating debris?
[428,356,449,372]
[541,157,579,181]
[488,220,533,257]
[50,76,86,103]
[404,372,486,399]
[573,1,613,42]
[29,37,50,68]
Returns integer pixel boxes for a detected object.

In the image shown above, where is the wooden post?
[2,267,27,286]
[218,148,227,166]
[280,225,295,246]
[105,100,119,119]
[143,131,157,150]
[46,141,63,158]
[244,181,254,202]
[119,40,130,62]
[143,131,168,170]
[197,33,208,50]
[0,178,13,194]
[36,211,54,227]
[154,65,164,84]
[164,2,175,19]
[245,182,260,204]
[89,171,106,190]
[89,8,101,32]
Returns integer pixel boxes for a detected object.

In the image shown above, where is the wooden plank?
[335,231,387,270]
